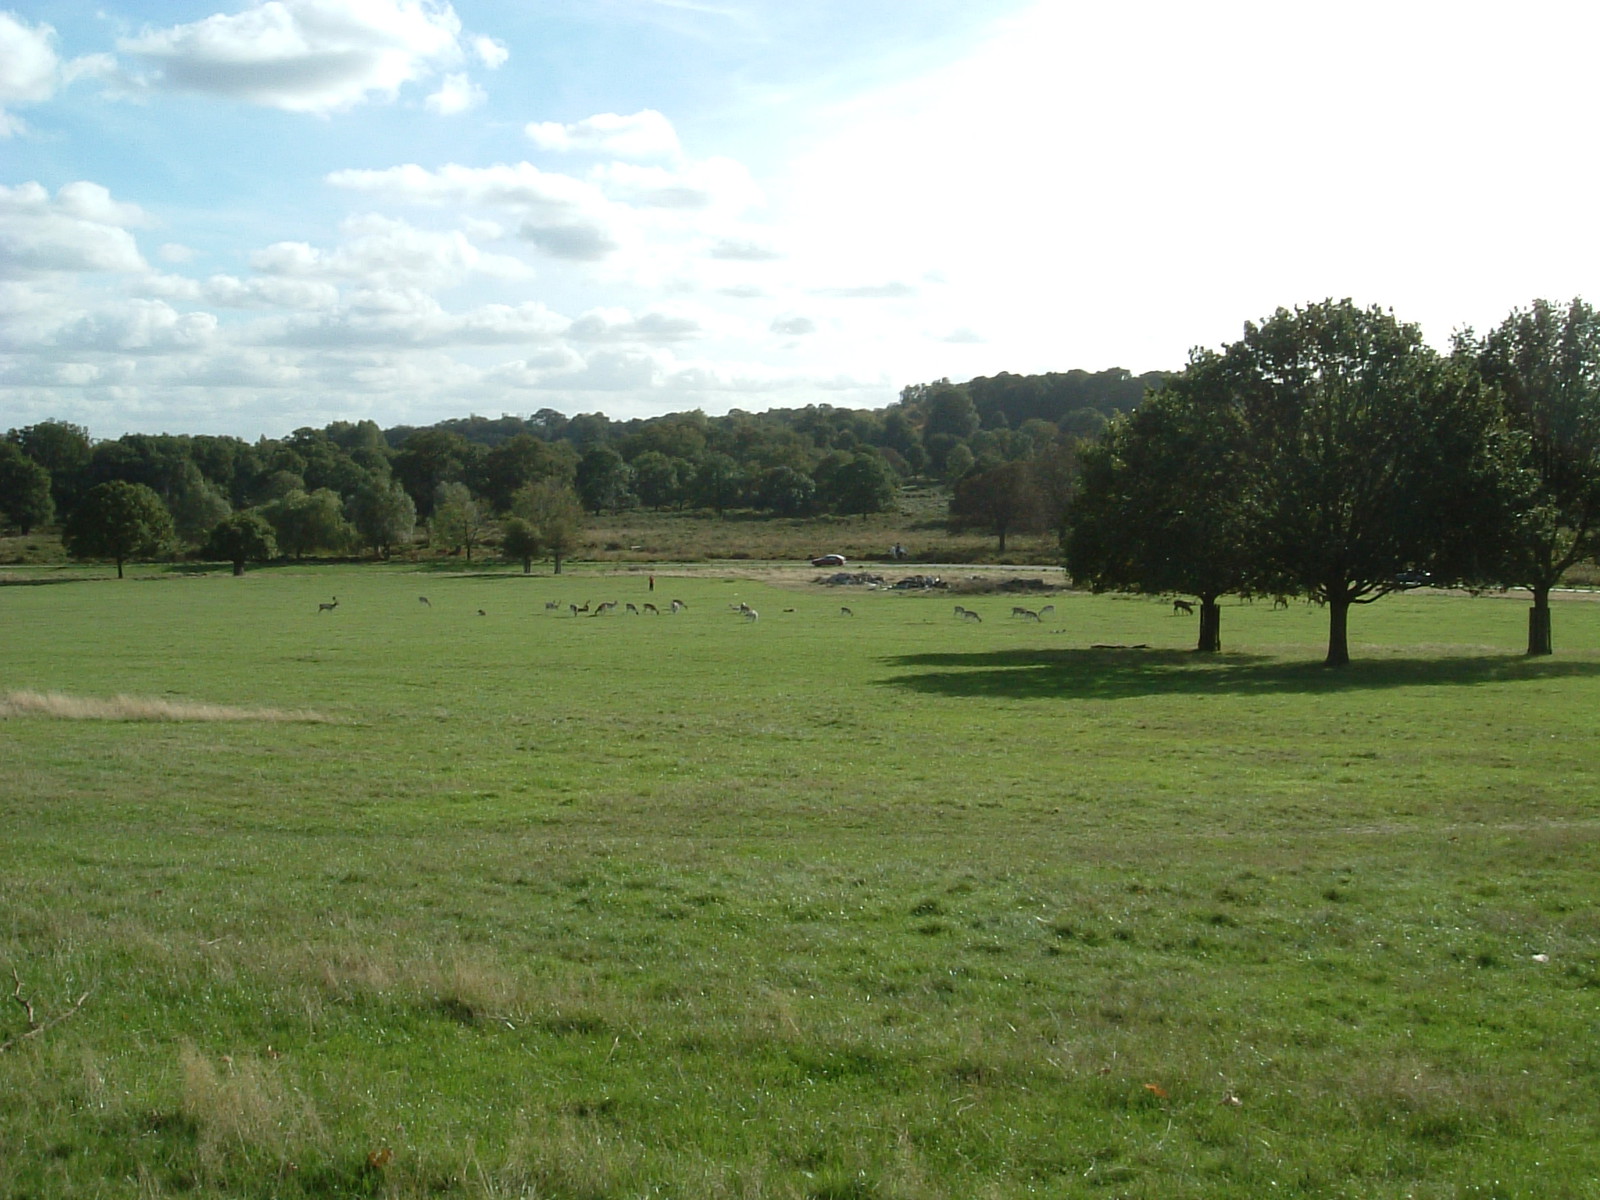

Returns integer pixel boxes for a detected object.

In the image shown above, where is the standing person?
[649,574,655,592]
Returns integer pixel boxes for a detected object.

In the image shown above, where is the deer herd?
[316,589,1209,626]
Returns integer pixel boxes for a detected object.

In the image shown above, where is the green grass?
[3,564,1600,1197]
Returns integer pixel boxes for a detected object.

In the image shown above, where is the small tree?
[500,516,542,574]
[431,482,488,561]
[205,510,278,575]
[513,479,584,574]
[63,481,174,577]
[949,458,1043,553]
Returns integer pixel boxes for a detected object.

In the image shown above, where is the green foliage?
[0,440,55,534]
[168,461,233,549]
[61,480,174,577]
[345,476,416,559]
[1470,297,1600,654]
[576,445,634,514]
[6,419,91,512]
[948,458,1045,553]
[430,482,488,561]
[512,478,585,572]
[820,452,898,517]
[204,510,278,574]
[261,488,353,560]
[499,516,542,573]
[1067,358,1257,650]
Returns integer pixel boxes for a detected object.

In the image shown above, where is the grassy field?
[3,562,1600,1198]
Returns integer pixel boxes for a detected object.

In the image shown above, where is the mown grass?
[2,564,1599,1197]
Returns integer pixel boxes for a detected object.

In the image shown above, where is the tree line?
[0,365,1120,572]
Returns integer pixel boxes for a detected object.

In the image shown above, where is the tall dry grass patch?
[0,690,329,722]
[179,1042,326,1178]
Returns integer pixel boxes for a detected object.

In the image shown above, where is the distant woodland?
[0,367,1160,557]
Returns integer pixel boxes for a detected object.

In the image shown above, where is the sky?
[3,1,1598,440]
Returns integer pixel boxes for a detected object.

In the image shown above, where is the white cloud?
[425,72,483,115]
[51,298,218,353]
[568,306,704,344]
[262,294,568,349]
[471,35,508,69]
[590,157,762,213]
[251,214,527,288]
[525,109,681,160]
[118,0,472,114]
[770,314,814,336]
[0,182,148,276]
[158,243,197,263]
[0,12,59,134]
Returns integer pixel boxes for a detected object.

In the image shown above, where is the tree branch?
[1,969,90,1053]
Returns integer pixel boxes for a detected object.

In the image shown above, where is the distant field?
[3,564,1600,1198]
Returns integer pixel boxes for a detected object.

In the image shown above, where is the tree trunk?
[1197,595,1221,653]
[553,552,564,575]
[522,557,532,574]
[232,561,245,576]
[997,524,1007,553]
[115,555,125,579]
[1325,595,1351,667]
[1528,585,1553,656]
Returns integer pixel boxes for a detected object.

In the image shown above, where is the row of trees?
[1065,298,1600,664]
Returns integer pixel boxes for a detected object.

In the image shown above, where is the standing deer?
[317,597,339,614]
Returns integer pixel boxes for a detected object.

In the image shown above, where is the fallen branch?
[1,968,91,1053]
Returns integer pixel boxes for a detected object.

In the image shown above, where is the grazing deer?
[642,602,658,614]
[1039,604,1055,618]
[742,608,759,622]
[593,601,617,616]
[670,599,686,613]
[477,609,487,617]
[545,600,561,611]
[840,606,853,617]
[1173,599,1194,615]
[954,605,968,618]
[1016,608,1041,621]
[960,609,982,623]
[626,603,639,615]
[317,597,338,614]
[418,596,431,607]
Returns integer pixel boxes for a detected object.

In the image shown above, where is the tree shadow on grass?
[878,647,1600,701]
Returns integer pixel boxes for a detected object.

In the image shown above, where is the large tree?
[1066,357,1256,651]
[1469,298,1600,655]
[1225,300,1500,666]
[62,481,174,577]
